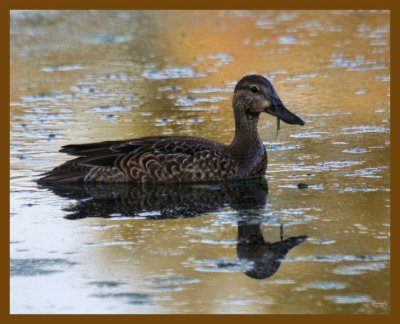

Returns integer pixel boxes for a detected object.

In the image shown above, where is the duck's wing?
[59,136,168,159]
[113,137,239,183]
[38,136,176,183]
[41,136,239,183]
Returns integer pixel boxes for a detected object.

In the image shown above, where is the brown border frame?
[3,0,397,322]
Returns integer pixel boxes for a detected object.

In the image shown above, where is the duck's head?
[233,74,305,126]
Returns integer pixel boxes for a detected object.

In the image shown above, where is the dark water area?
[10,10,390,313]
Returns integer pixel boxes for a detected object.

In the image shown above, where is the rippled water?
[10,10,390,314]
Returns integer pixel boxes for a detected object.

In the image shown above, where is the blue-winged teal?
[38,74,305,184]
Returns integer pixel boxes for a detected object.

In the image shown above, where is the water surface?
[10,10,390,314]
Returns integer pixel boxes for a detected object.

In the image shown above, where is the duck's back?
[38,136,241,184]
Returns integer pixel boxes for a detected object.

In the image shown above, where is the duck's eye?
[250,85,259,93]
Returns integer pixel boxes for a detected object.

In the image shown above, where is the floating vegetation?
[276,117,280,138]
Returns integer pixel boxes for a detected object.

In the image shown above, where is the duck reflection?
[237,220,307,279]
[40,178,307,280]
[40,179,269,220]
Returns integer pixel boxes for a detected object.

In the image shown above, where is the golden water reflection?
[10,10,390,314]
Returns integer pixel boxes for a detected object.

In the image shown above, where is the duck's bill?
[265,97,305,126]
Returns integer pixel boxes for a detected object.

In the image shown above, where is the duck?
[38,74,305,184]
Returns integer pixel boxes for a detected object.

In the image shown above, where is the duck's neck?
[238,221,265,244]
[229,107,263,155]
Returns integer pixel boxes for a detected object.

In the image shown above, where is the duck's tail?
[37,159,90,184]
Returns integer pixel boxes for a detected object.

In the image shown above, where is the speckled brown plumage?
[38,75,305,184]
